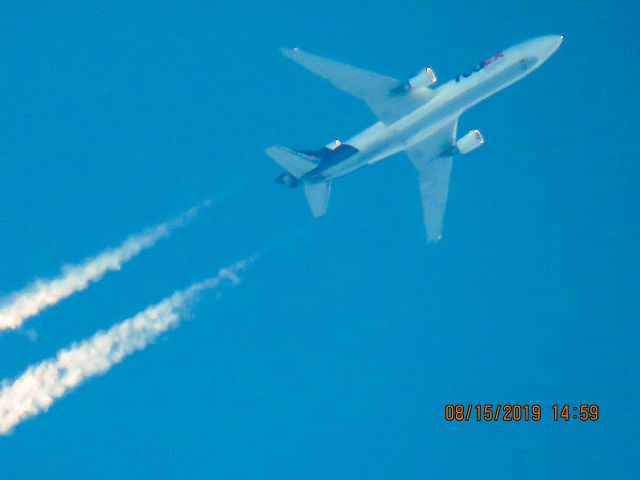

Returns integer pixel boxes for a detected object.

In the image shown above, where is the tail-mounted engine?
[455,129,484,154]
[275,172,300,188]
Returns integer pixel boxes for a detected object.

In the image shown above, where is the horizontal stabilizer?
[304,180,332,218]
[266,146,318,178]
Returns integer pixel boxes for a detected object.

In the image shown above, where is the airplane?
[267,35,564,242]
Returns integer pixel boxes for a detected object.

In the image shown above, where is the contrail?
[0,201,211,331]
[0,255,257,435]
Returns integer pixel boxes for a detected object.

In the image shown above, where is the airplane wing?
[405,120,458,243]
[281,48,434,124]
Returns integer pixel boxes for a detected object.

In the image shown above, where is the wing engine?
[455,129,484,154]
[391,67,437,94]
[409,67,437,89]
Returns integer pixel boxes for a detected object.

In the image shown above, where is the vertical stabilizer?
[304,181,332,218]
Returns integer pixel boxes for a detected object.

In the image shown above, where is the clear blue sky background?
[0,1,638,478]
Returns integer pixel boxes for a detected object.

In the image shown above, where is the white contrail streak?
[0,202,210,331]
[0,255,256,435]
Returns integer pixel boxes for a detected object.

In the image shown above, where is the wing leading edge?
[405,120,458,243]
[281,48,435,124]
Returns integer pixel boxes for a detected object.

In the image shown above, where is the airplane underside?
[267,36,563,242]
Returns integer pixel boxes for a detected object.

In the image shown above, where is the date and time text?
[444,404,600,422]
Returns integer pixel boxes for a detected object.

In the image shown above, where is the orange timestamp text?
[444,404,600,422]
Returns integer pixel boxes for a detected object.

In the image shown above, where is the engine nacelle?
[275,172,299,188]
[408,67,437,89]
[456,130,484,154]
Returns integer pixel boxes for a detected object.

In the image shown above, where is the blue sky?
[0,1,638,478]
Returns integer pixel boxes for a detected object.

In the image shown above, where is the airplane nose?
[542,34,563,52]
[556,34,564,48]
[534,35,563,62]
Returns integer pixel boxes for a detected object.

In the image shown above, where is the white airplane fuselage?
[311,35,564,181]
